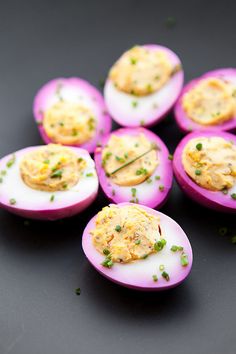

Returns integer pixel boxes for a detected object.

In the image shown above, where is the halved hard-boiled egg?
[173,131,236,212]
[104,44,184,127]
[94,127,173,208]
[33,77,112,152]
[0,144,98,220]
[82,203,193,291]
[174,68,236,133]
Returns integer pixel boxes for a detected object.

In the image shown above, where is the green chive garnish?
[196,143,202,151]
[9,198,16,205]
[168,154,173,161]
[180,253,189,267]
[159,264,165,271]
[135,239,141,245]
[152,275,158,282]
[6,154,16,168]
[115,225,121,232]
[155,175,160,180]
[171,245,184,252]
[103,248,110,256]
[231,193,236,200]
[86,173,93,177]
[75,288,81,295]
[218,227,228,236]
[195,169,201,176]
[101,256,113,268]
[131,188,137,197]
[159,185,164,191]
[51,169,63,178]
[50,195,55,202]
[154,239,167,252]
[132,101,138,108]
[162,271,170,281]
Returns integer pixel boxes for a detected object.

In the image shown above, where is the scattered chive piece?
[6,154,16,168]
[162,271,170,281]
[59,121,64,126]
[180,253,189,267]
[195,169,201,176]
[131,187,137,197]
[124,153,128,159]
[115,225,121,232]
[135,143,139,147]
[78,157,84,163]
[86,173,93,177]
[101,256,113,268]
[136,168,148,176]
[103,248,110,256]
[159,185,164,192]
[62,183,68,189]
[146,178,152,184]
[135,239,141,245]
[168,154,173,161]
[9,198,16,205]
[140,120,145,126]
[231,236,236,244]
[75,288,81,295]
[165,16,176,28]
[1,170,7,176]
[130,58,137,65]
[222,188,228,195]
[115,156,125,163]
[155,175,160,180]
[142,254,148,259]
[152,275,158,282]
[0,177,3,183]
[159,264,165,271]
[154,239,167,252]
[51,169,63,178]
[196,143,203,151]
[218,227,228,236]
[171,245,184,252]
[50,195,55,202]
[231,193,236,200]
[44,159,50,164]
[132,101,138,108]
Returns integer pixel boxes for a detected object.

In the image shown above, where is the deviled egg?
[82,203,193,291]
[94,127,173,208]
[0,144,98,220]
[173,131,236,212]
[174,68,236,133]
[104,44,184,127]
[33,77,112,152]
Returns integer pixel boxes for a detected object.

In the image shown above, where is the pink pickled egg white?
[173,131,236,213]
[33,77,112,153]
[174,68,236,133]
[104,44,184,127]
[0,146,98,220]
[82,203,193,291]
[94,127,173,208]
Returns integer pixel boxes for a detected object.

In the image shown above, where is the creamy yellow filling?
[182,78,236,125]
[91,205,162,263]
[182,137,236,191]
[43,101,96,145]
[109,46,173,96]
[20,144,86,192]
[102,133,158,186]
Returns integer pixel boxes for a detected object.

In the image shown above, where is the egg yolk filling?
[101,133,158,186]
[182,137,236,191]
[43,101,96,145]
[109,45,173,96]
[91,205,163,264]
[182,78,236,125]
[20,144,86,192]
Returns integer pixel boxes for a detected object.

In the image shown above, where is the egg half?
[0,145,98,220]
[33,77,112,152]
[173,131,236,212]
[94,127,173,208]
[104,44,184,127]
[174,68,236,133]
[82,203,193,291]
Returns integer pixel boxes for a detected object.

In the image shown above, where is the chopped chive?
[195,169,201,176]
[155,175,160,180]
[115,156,125,163]
[218,227,228,236]
[6,154,16,168]
[170,245,184,252]
[9,198,16,205]
[62,183,68,189]
[103,248,110,255]
[50,195,55,202]
[159,185,164,192]
[142,254,148,259]
[59,121,64,126]
[152,274,158,282]
[140,120,145,126]
[154,239,167,252]
[44,159,50,164]
[101,256,113,268]
[168,154,173,161]
[136,168,148,176]
[231,236,236,244]
[132,101,138,108]
[231,193,236,200]
[222,188,228,195]
[75,288,81,295]
[124,153,128,159]
[135,143,139,147]
[196,143,203,151]
[180,253,189,267]
[1,170,6,176]
[115,225,121,232]
[146,178,152,184]
[130,58,137,65]
[51,169,63,178]
[78,157,84,163]
[0,177,3,183]
[131,187,137,197]
[146,84,153,93]
[159,264,165,271]
[135,239,141,245]
[162,271,170,281]
[86,173,93,177]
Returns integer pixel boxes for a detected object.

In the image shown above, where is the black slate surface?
[0,1,235,353]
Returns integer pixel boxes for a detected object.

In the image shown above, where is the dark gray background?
[0,1,235,353]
